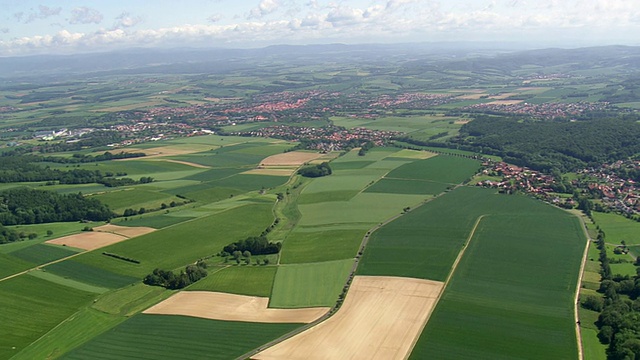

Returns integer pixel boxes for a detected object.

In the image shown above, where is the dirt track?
[143,291,329,323]
[252,276,444,360]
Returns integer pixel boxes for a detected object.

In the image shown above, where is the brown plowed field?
[253,276,444,360]
[143,291,329,323]
[46,232,128,251]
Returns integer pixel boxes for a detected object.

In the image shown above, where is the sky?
[0,0,638,56]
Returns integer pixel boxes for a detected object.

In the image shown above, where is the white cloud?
[113,12,143,29]
[249,0,281,18]
[69,7,103,25]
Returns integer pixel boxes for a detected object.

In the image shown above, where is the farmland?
[0,43,636,359]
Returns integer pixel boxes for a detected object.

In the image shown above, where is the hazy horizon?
[1,0,638,57]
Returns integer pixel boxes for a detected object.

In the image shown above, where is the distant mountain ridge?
[0,43,639,80]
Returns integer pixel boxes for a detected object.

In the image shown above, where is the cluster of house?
[476,161,557,196]
[230,125,401,152]
[463,101,609,119]
[580,160,640,214]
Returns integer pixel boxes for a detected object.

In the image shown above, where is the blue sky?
[0,0,638,56]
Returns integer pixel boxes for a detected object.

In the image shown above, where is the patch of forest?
[0,187,113,226]
[448,116,640,172]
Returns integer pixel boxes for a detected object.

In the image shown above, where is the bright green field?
[365,178,450,195]
[385,155,480,184]
[60,315,300,360]
[186,265,277,297]
[0,253,35,279]
[269,259,353,308]
[90,189,179,212]
[65,203,274,280]
[112,214,194,228]
[0,275,95,359]
[280,228,365,264]
[592,212,640,245]
[409,210,585,359]
[298,192,425,227]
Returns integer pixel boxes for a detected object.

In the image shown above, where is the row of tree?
[582,224,640,359]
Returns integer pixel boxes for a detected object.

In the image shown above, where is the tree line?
[0,187,113,226]
[581,223,640,359]
[222,236,281,256]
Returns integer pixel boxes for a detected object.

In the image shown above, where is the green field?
[384,155,480,184]
[409,206,585,359]
[62,203,274,280]
[592,212,640,245]
[364,178,450,195]
[269,259,353,308]
[60,315,300,360]
[0,275,95,359]
[9,243,79,265]
[186,265,277,297]
[280,228,365,264]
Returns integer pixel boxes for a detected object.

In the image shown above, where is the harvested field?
[253,276,444,360]
[488,99,524,105]
[119,145,214,158]
[46,232,127,251]
[93,224,156,238]
[244,168,296,176]
[390,149,437,159]
[143,291,328,324]
[488,92,518,99]
[260,151,324,166]
[457,93,487,100]
[160,159,211,169]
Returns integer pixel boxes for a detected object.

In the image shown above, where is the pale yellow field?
[260,151,324,166]
[118,144,215,158]
[253,276,444,360]
[93,224,156,238]
[46,231,128,251]
[143,291,328,323]
[488,92,519,100]
[160,159,210,168]
[244,168,296,176]
[457,93,487,99]
[391,149,437,159]
[488,100,524,105]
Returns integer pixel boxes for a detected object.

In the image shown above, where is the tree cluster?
[0,188,113,225]
[222,236,281,256]
[450,116,640,172]
[143,262,208,290]
[297,162,332,178]
[0,224,20,244]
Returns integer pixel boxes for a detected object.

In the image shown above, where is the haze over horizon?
[0,0,638,57]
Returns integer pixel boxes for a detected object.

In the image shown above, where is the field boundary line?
[403,213,487,360]
[571,211,592,360]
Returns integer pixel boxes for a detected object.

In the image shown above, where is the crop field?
[111,214,193,228]
[60,315,301,360]
[186,265,277,297]
[0,274,95,359]
[9,243,79,265]
[0,253,34,279]
[365,178,450,195]
[384,155,480,184]
[65,203,274,279]
[409,210,585,359]
[45,260,140,289]
[592,212,640,245]
[269,259,354,308]
[280,228,366,264]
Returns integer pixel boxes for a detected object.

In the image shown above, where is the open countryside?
[0,41,639,360]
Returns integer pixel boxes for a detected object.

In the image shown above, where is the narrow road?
[573,213,593,360]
